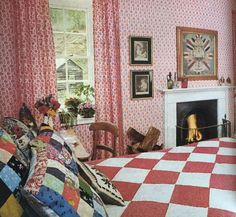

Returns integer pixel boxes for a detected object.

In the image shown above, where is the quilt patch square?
[210,189,236,213]
[46,167,66,183]
[176,172,210,187]
[215,155,236,164]
[210,174,236,191]
[168,146,194,153]
[111,181,141,201]
[153,160,186,172]
[121,201,168,217]
[144,170,179,184]
[113,168,150,183]
[218,148,236,156]
[212,163,236,175]
[197,140,220,147]
[43,173,64,194]
[0,148,12,164]
[219,141,236,148]
[162,153,190,161]
[193,147,218,154]
[182,162,214,173]
[7,156,27,178]
[187,153,216,163]
[125,158,159,170]
[97,158,133,167]
[219,138,236,143]
[0,165,20,192]
[208,208,236,217]
[136,152,165,159]
[166,203,208,217]
[0,179,12,207]
[133,184,174,203]
[94,166,121,180]
[170,185,209,207]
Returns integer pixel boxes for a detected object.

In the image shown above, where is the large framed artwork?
[131,70,153,99]
[129,36,152,65]
[176,27,218,81]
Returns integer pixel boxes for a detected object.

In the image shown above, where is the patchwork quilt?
[93,138,236,217]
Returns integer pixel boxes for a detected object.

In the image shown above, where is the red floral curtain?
[93,0,124,156]
[0,0,57,123]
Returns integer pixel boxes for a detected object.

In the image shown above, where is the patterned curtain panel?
[232,10,236,133]
[93,0,124,156]
[0,0,57,123]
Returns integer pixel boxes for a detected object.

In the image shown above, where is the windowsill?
[60,115,95,128]
[77,116,95,125]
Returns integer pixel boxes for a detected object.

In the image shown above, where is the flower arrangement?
[35,94,60,117]
[78,102,95,118]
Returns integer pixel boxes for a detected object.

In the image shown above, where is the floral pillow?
[24,144,108,217]
[76,160,125,206]
[2,117,36,160]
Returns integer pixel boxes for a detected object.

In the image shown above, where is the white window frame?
[49,0,94,99]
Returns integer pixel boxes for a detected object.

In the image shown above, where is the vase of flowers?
[78,102,95,118]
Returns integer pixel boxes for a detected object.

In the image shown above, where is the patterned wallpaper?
[119,0,235,146]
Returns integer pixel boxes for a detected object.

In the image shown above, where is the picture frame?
[129,36,152,65]
[176,27,218,81]
[131,70,153,99]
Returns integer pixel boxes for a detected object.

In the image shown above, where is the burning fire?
[186,114,202,143]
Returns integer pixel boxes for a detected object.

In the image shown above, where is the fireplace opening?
[176,100,217,146]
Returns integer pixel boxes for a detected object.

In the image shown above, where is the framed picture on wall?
[129,36,152,65]
[131,70,153,99]
[176,27,218,81]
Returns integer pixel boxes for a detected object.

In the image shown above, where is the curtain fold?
[93,0,124,156]
[0,0,57,123]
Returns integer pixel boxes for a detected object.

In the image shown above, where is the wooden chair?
[89,121,118,160]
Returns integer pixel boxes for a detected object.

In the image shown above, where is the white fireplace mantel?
[161,86,234,148]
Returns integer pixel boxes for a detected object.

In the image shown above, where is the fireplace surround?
[161,86,231,148]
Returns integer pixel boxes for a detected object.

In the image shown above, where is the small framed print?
[131,70,153,99]
[130,36,152,65]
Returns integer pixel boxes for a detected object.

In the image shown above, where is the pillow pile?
[2,117,36,159]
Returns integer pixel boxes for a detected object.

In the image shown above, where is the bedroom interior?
[1,0,236,216]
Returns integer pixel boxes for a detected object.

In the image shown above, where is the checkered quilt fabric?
[92,138,236,217]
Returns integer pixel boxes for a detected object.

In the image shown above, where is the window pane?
[50,8,64,32]
[56,58,66,81]
[54,33,65,57]
[57,83,67,102]
[68,82,83,95]
[68,58,88,80]
[66,34,87,57]
[64,10,86,33]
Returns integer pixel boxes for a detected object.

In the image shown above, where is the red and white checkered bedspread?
[93,138,236,217]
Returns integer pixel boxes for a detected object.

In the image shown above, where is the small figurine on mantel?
[167,72,174,89]
[218,76,225,86]
[173,72,179,88]
[226,77,231,85]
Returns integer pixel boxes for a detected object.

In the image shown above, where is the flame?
[186,114,202,143]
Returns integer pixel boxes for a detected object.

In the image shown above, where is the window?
[49,0,94,104]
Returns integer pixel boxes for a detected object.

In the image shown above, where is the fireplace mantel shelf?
[157,85,235,94]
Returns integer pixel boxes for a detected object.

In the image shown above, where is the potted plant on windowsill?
[78,102,95,118]
[75,84,95,119]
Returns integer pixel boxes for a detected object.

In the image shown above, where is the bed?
[1,117,236,217]
[92,137,236,217]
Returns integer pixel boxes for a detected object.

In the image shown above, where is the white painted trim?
[162,86,234,148]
